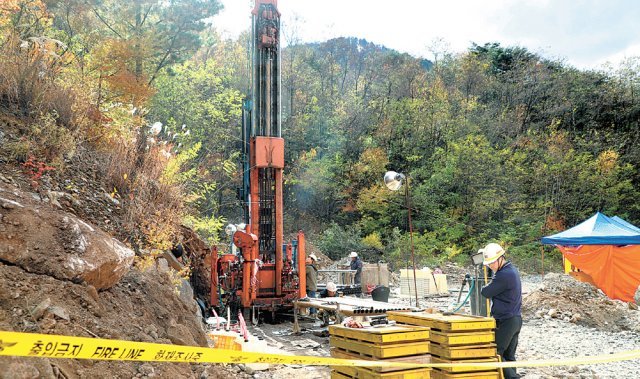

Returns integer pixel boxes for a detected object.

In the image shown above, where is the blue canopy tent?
[612,216,640,233]
[541,212,640,302]
[541,212,640,246]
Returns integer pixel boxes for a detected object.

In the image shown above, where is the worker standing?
[480,243,522,379]
[349,251,363,286]
[306,253,319,315]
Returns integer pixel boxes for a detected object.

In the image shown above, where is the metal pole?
[483,265,490,317]
[405,178,419,308]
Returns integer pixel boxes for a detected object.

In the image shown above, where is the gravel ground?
[518,318,640,378]
[517,274,640,378]
[239,273,640,379]
[376,274,640,378]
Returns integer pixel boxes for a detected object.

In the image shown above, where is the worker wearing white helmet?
[480,243,522,379]
[320,282,338,298]
[349,252,363,286]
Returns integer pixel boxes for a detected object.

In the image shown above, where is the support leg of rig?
[292,302,301,335]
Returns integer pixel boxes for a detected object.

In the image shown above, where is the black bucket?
[371,286,390,302]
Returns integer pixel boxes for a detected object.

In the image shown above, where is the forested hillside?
[276,39,640,270]
[2,1,638,271]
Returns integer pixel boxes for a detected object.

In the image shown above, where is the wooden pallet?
[430,342,497,359]
[332,365,432,379]
[387,312,495,331]
[431,370,500,379]
[329,324,430,344]
[429,330,494,346]
[331,371,352,379]
[431,356,499,373]
[330,347,431,373]
[330,335,429,358]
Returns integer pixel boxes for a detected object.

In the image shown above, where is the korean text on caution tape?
[2,330,640,369]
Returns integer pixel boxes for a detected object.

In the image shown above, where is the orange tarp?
[559,245,640,302]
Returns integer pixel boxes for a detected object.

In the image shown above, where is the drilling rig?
[210,0,307,325]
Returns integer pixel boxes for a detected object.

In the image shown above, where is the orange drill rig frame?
[210,0,307,325]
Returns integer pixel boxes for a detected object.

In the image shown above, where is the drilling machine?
[210,0,307,325]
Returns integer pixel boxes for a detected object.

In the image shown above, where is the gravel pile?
[522,273,640,332]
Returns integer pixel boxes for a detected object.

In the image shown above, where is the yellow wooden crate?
[331,371,351,379]
[430,343,497,359]
[430,330,494,346]
[329,324,430,344]
[330,347,431,373]
[431,356,499,373]
[209,333,242,350]
[388,312,495,331]
[431,370,500,379]
[330,336,429,358]
[332,365,432,379]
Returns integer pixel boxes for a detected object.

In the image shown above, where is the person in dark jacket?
[480,243,522,379]
[305,254,319,315]
[349,251,363,285]
[319,282,338,298]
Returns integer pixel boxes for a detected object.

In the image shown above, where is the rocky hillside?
[0,119,229,378]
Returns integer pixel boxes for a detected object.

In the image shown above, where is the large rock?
[635,285,640,306]
[167,323,197,346]
[0,194,134,290]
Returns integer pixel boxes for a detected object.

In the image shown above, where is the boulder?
[635,285,640,306]
[0,356,55,379]
[167,324,197,346]
[177,278,197,312]
[31,298,51,320]
[0,195,134,290]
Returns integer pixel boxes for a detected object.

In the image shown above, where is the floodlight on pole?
[384,170,419,308]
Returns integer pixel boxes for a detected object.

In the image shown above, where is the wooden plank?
[388,312,495,331]
[330,347,431,373]
[330,336,429,358]
[296,298,415,315]
[431,370,500,379]
[161,251,184,271]
[430,343,497,359]
[332,365,432,379]
[331,371,352,379]
[431,357,499,373]
[329,324,430,344]
[430,331,494,346]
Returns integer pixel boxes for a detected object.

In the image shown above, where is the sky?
[211,0,640,70]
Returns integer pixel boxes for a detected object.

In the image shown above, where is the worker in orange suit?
[480,243,522,379]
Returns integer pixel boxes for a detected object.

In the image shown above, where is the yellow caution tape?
[1,330,640,368]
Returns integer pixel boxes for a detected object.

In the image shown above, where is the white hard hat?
[349,252,358,258]
[480,243,505,265]
[309,253,318,261]
[327,282,337,292]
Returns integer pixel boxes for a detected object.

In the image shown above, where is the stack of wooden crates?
[328,324,432,378]
[399,269,449,297]
[387,312,501,379]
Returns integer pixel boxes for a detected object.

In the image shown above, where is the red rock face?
[0,192,134,290]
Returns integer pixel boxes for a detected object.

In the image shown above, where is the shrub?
[0,35,78,123]
[104,129,186,252]
[316,222,366,261]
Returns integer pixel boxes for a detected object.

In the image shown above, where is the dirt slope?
[0,119,234,378]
